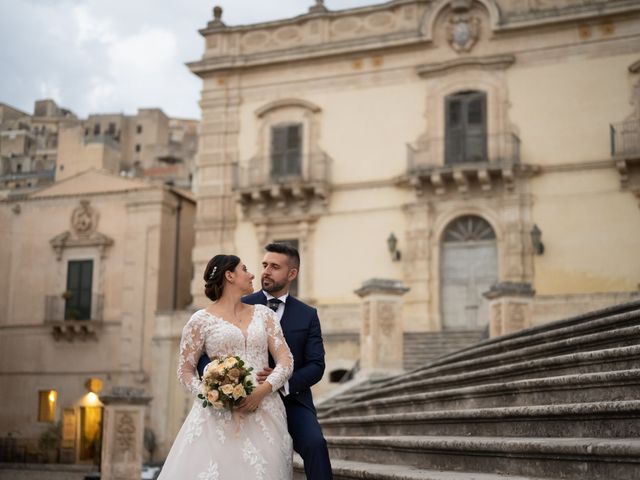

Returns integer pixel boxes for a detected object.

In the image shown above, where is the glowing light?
[85,378,103,394]
[48,390,57,403]
[87,392,99,404]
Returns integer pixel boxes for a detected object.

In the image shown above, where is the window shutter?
[465,92,487,162]
[271,124,302,179]
[271,126,288,177]
[445,91,487,165]
[445,98,464,164]
[65,260,93,320]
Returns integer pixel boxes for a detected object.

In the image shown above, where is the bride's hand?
[235,382,271,413]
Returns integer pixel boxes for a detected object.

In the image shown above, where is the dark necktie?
[267,298,282,312]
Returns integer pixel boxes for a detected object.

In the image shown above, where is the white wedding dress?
[158,304,294,479]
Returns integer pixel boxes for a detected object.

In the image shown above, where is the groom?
[197,242,333,479]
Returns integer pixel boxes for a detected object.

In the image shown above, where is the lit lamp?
[387,232,402,261]
[84,378,104,405]
[530,224,544,255]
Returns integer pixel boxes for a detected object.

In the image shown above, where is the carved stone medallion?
[448,15,480,53]
[71,200,98,237]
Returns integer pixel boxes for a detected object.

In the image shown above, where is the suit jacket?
[196,291,326,414]
[243,291,325,414]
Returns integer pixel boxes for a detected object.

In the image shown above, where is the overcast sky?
[0,1,386,120]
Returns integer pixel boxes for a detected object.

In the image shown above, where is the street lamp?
[530,224,544,255]
[387,232,402,261]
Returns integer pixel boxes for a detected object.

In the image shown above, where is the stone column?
[483,282,535,337]
[354,279,410,377]
[100,387,152,480]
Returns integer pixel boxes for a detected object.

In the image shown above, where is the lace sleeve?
[264,307,294,392]
[177,314,206,396]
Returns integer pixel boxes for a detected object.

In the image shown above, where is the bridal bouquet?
[198,355,255,411]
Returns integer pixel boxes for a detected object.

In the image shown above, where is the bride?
[158,254,294,479]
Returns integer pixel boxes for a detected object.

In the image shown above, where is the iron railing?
[233,153,331,189]
[0,169,55,183]
[407,132,521,173]
[44,294,104,322]
[610,120,640,157]
[83,134,120,150]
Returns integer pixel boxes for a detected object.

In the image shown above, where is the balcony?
[84,134,120,150]
[44,294,104,341]
[232,153,331,221]
[403,132,535,195]
[0,169,55,183]
[611,120,640,157]
[611,120,640,191]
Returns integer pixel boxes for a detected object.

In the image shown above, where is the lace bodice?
[177,304,293,397]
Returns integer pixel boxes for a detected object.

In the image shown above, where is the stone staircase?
[303,300,640,479]
[403,330,485,371]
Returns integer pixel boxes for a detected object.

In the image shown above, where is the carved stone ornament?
[50,200,114,261]
[114,412,137,462]
[447,15,481,53]
[378,301,395,336]
[71,199,97,236]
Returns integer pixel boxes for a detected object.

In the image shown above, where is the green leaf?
[197,394,204,399]
[202,401,208,408]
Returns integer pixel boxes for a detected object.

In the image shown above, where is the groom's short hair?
[265,242,300,270]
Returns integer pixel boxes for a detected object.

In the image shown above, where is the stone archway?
[440,215,497,330]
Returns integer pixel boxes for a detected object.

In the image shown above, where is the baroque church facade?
[161,0,640,459]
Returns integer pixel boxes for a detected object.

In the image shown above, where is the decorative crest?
[447,15,481,53]
[71,200,98,237]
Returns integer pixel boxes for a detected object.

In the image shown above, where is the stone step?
[391,324,640,388]
[321,369,640,418]
[336,307,640,408]
[326,435,640,480]
[320,400,640,438]
[294,457,552,480]
[321,345,640,411]
[427,305,640,372]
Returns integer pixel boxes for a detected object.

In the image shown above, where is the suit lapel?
[280,296,295,333]
[243,291,267,306]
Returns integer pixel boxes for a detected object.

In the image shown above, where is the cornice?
[255,98,322,118]
[198,0,422,35]
[416,54,515,77]
[499,1,640,33]
[187,33,427,77]
[188,0,640,76]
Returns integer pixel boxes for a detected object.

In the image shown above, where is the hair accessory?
[209,266,218,280]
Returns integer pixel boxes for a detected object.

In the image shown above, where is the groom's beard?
[262,277,287,294]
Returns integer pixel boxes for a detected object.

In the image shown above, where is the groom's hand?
[256,367,273,384]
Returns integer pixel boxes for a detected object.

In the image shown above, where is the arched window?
[440,215,497,330]
[445,91,487,165]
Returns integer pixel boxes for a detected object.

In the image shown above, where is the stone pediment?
[50,199,114,259]
[50,230,114,260]
[30,169,150,199]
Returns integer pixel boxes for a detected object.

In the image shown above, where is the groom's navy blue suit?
[197,291,333,480]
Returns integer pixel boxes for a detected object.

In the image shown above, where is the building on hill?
[0,99,75,197]
[0,169,195,464]
[0,100,199,197]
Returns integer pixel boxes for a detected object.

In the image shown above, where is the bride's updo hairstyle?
[204,254,241,301]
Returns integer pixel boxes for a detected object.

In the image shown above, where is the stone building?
[0,100,199,197]
[169,0,640,445]
[0,169,195,464]
[0,100,76,196]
